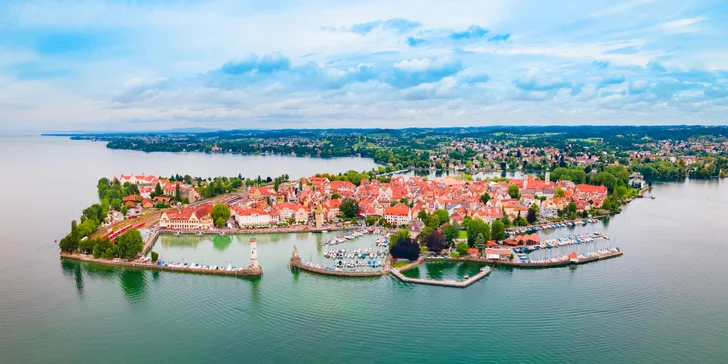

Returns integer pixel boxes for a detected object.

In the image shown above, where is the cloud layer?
[1,0,728,131]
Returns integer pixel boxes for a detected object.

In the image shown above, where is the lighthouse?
[249,236,259,269]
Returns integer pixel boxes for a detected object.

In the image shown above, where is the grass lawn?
[393,261,410,268]
[449,252,460,258]
[458,231,468,239]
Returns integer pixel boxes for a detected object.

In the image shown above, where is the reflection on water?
[61,260,84,299]
[212,235,233,251]
[61,260,149,305]
[403,261,485,280]
[120,269,147,306]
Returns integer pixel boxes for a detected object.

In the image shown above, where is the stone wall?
[60,253,263,277]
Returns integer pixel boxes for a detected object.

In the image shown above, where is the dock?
[60,252,263,277]
[391,265,491,288]
[288,246,387,277]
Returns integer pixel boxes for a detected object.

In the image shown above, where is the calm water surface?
[1,134,727,363]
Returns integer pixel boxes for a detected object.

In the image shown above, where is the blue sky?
[1,0,727,131]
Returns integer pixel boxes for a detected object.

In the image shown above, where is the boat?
[195,232,203,236]
[464,275,470,279]
[651,195,656,200]
[219,232,226,237]
[173,232,181,236]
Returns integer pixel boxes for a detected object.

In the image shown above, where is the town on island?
[57,126,728,287]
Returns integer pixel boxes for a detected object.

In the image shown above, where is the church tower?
[545,169,551,184]
[249,236,259,269]
[315,204,324,229]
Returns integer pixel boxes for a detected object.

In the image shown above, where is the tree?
[456,242,469,257]
[480,192,490,204]
[434,209,449,226]
[390,229,411,248]
[491,219,506,241]
[466,218,490,246]
[418,227,434,244]
[390,237,419,261]
[425,230,446,252]
[554,187,565,198]
[602,196,621,211]
[340,198,359,219]
[115,229,143,259]
[442,223,460,243]
[527,203,539,224]
[274,179,280,192]
[365,215,378,226]
[121,205,128,216]
[151,251,159,262]
[153,182,163,198]
[591,171,617,193]
[420,214,436,229]
[508,184,520,199]
[175,183,181,201]
[93,238,111,258]
[417,209,428,221]
[474,233,486,249]
[211,204,231,227]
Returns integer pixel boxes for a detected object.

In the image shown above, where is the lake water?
[1,134,727,363]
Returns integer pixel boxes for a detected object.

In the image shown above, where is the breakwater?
[288,246,389,277]
[60,253,263,277]
[391,262,492,288]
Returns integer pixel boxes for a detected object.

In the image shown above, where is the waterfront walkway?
[391,261,491,288]
[60,253,263,277]
[288,246,389,277]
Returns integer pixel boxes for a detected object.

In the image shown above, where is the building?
[314,205,324,228]
[630,172,646,189]
[384,203,411,225]
[485,248,512,260]
[233,207,272,227]
[159,205,214,230]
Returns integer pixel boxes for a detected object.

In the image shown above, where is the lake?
[1,134,727,363]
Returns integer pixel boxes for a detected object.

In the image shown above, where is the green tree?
[114,229,143,259]
[508,184,520,199]
[274,178,280,192]
[340,198,360,219]
[491,219,506,241]
[442,223,460,243]
[175,184,181,201]
[331,193,341,199]
[466,218,490,246]
[365,215,378,226]
[474,233,486,249]
[527,203,539,224]
[211,204,231,227]
[153,182,163,198]
[456,242,469,257]
[417,209,428,221]
[121,205,129,216]
[151,251,159,262]
[601,196,621,211]
[418,227,434,244]
[434,209,449,226]
[591,171,617,193]
[554,187,565,198]
[390,229,411,248]
[93,238,111,258]
[480,192,490,204]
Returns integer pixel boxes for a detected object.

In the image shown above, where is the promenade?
[60,252,263,277]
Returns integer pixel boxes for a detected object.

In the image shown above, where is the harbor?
[391,257,492,288]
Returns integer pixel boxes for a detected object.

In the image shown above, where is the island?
[56,126,728,286]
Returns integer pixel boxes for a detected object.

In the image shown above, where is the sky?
[1,0,728,131]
